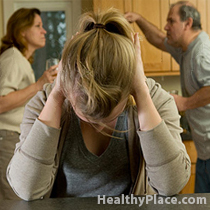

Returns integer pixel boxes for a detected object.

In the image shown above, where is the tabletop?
[0,193,209,210]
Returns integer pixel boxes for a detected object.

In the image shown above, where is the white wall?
[150,76,182,95]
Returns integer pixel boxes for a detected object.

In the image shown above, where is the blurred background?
[0,0,181,94]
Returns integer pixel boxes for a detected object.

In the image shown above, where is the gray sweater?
[7,78,191,201]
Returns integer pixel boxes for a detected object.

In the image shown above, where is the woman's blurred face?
[22,14,46,51]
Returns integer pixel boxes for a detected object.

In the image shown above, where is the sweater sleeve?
[138,78,191,196]
[6,84,62,201]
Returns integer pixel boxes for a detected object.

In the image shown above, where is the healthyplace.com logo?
[97,194,207,206]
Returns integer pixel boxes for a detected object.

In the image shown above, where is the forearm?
[132,33,162,130]
[135,15,167,51]
[7,119,61,200]
[6,83,64,200]
[174,86,210,111]
[38,88,65,129]
[135,78,191,195]
[0,83,39,114]
[133,83,162,131]
[185,86,210,109]
[138,121,191,196]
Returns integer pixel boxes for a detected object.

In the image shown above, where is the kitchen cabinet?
[93,0,132,13]
[133,0,210,75]
[92,0,210,76]
[93,0,179,76]
[180,140,197,194]
[132,0,179,76]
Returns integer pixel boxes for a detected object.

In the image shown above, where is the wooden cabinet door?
[196,0,210,38]
[180,140,197,194]
[132,0,172,74]
[93,0,131,13]
[92,0,210,76]
[207,0,210,35]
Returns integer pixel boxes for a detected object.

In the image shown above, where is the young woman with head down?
[7,8,190,201]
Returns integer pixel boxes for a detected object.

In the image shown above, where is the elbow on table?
[149,157,191,196]
[7,167,47,201]
[7,179,46,201]
[156,179,189,197]
[7,174,38,201]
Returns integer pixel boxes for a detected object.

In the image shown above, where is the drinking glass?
[46,58,59,70]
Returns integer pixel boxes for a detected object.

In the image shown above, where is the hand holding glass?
[46,58,59,70]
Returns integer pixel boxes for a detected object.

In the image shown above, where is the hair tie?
[93,23,106,29]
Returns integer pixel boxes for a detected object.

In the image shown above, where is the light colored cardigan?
[7,78,191,201]
[0,47,35,133]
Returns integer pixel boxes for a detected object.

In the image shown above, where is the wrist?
[50,88,65,106]
[182,97,189,111]
[136,14,144,25]
[132,82,149,98]
[35,81,42,92]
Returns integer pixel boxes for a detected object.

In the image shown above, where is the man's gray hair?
[171,1,202,30]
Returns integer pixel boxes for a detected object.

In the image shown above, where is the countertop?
[0,194,209,210]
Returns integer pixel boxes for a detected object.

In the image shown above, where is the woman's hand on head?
[50,61,66,104]
[131,33,162,131]
[38,61,65,128]
[131,33,148,98]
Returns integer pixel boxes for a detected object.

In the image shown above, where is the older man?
[125,1,210,193]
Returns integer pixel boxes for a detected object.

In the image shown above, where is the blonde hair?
[61,8,136,121]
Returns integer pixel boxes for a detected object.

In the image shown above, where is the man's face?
[164,5,186,47]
